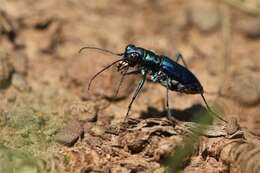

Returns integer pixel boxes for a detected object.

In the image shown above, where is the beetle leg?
[124,72,146,121]
[175,52,188,68]
[124,68,142,75]
[166,83,180,125]
[114,67,142,97]
[114,67,129,97]
[166,84,171,118]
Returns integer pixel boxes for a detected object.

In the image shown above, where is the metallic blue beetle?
[79,44,226,123]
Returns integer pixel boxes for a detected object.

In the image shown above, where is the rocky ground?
[0,0,260,173]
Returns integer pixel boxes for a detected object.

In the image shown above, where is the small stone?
[11,73,31,92]
[7,92,16,102]
[54,120,83,147]
[10,51,29,76]
[189,1,220,32]
[127,139,147,154]
[235,16,260,38]
[225,117,240,135]
[220,73,260,106]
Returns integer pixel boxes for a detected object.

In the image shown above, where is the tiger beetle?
[79,44,226,123]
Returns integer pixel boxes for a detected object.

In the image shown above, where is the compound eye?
[131,52,138,58]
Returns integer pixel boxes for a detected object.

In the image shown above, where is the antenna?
[200,93,227,123]
[79,46,124,56]
[88,59,123,90]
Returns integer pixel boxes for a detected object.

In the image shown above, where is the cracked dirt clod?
[54,120,84,147]
[0,50,13,89]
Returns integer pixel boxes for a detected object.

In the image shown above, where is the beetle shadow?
[140,104,212,123]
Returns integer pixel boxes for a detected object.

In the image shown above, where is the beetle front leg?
[124,68,142,76]
[124,72,147,121]
[114,68,142,97]
[114,68,128,98]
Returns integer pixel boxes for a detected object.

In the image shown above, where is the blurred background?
[0,0,260,172]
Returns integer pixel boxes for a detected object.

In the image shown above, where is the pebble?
[235,16,260,38]
[225,117,240,135]
[54,120,84,147]
[220,73,260,106]
[7,92,16,102]
[189,1,220,32]
[10,51,29,76]
[12,73,31,92]
[127,139,147,154]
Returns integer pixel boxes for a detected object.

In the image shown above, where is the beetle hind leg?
[165,84,180,125]
[175,52,188,67]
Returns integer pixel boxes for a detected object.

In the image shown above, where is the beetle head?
[123,44,144,66]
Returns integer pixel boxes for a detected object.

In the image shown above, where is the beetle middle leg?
[175,52,188,67]
[124,71,147,121]
[165,85,171,121]
[165,83,180,125]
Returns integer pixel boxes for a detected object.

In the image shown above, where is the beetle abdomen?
[160,56,203,94]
